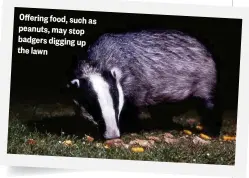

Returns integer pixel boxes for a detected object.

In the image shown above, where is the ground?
[7,102,236,165]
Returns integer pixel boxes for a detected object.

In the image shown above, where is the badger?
[67,30,222,139]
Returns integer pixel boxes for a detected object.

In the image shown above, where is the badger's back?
[87,30,216,106]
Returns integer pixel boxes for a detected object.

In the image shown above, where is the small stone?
[193,136,211,145]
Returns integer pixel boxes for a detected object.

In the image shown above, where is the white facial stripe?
[89,74,120,139]
[117,82,124,118]
[71,79,80,88]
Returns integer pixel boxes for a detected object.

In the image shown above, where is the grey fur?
[76,30,216,107]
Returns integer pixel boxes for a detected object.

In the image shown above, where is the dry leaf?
[183,130,192,135]
[85,135,94,142]
[63,140,73,146]
[105,138,124,147]
[131,147,144,152]
[104,139,130,149]
[164,137,179,144]
[145,136,161,142]
[200,133,211,140]
[103,144,110,149]
[27,139,36,145]
[223,135,236,141]
[193,136,211,145]
[105,139,124,145]
[163,132,174,138]
[129,139,155,148]
[105,138,123,144]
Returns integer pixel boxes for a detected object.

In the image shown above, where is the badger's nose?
[103,129,120,139]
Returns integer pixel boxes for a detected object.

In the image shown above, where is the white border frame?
[234,0,249,7]
[0,0,249,177]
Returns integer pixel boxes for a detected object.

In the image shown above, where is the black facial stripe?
[101,71,120,129]
[77,78,106,133]
[110,83,119,128]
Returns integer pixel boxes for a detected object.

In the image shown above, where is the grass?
[7,102,237,165]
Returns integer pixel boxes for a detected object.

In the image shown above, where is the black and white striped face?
[67,68,124,139]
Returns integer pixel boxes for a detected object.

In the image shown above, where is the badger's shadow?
[25,115,102,139]
[25,114,190,140]
[119,113,188,134]
[119,100,199,134]
[25,99,198,139]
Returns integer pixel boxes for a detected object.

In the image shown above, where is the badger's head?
[67,67,124,139]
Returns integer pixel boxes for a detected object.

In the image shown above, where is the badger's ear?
[110,67,122,82]
[67,79,80,88]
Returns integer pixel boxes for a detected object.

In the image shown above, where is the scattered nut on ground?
[223,136,236,141]
[183,130,192,135]
[131,147,144,152]
[200,133,211,140]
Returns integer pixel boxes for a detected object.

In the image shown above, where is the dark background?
[10,7,242,111]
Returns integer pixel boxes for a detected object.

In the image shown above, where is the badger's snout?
[103,128,120,139]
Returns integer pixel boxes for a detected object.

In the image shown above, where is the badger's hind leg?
[196,98,222,137]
